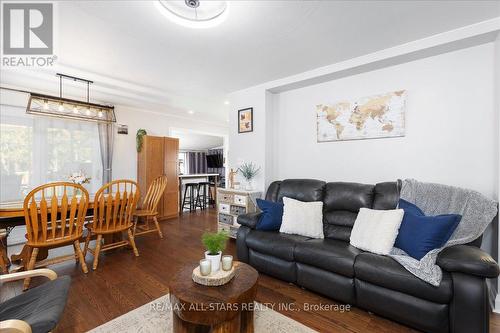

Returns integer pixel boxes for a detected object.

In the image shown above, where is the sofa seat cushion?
[294,238,362,277]
[354,253,452,303]
[245,230,311,261]
[0,276,71,333]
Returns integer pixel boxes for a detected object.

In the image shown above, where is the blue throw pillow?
[255,199,284,231]
[395,199,462,260]
[398,198,425,216]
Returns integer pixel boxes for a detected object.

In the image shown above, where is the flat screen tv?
[206,154,223,168]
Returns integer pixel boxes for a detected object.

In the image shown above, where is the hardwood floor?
[3,208,500,333]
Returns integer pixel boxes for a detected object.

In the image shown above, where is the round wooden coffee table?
[169,261,259,333]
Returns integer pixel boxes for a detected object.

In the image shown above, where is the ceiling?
[1,1,499,124]
[171,130,224,150]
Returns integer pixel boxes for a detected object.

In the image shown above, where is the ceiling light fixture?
[224,100,230,105]
[187,110,195,114]
[155,0,228,29]
[26,73,115,123]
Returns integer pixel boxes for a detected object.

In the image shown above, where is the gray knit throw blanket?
[389,179,498,286]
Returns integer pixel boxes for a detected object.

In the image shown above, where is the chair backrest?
[93,180,140,232]
[23,182,89,246]
[142,175,167,212]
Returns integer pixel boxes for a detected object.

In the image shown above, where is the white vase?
[205,251,222,272]
[245,179,253,191]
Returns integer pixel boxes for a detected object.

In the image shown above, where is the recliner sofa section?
[236,179,499,333]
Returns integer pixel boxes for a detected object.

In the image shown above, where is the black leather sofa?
[236,179,500,333]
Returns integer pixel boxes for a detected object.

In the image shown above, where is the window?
[178,152,188,175]
[0,105,102,201]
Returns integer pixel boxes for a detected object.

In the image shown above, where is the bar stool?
[196,182,209,210]
[182,183,198,212]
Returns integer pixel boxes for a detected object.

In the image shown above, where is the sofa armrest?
[0,269,58,284]
[437,245,499,278]
[237,212,262,229]
[0,319,32,333]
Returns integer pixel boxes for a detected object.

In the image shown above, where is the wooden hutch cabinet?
[137,135,179,219]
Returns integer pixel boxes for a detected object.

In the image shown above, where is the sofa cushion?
[276,179,325,203]
[245,230,310,261]
[324,182,375,211]
[265,181,282,202]
[0,276,71,333]
[323,182,374,241]
[372,181,400,210]
[294,238,362,277]
[354,253,452,303]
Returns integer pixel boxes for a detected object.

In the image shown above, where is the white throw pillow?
[279,197,324,239]
[350,208,404,255]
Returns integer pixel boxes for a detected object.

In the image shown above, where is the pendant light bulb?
[58,103,64,112]
[73,105,78,114]
[43,100,49,110]
[98,110,103,118]
[86,107,91,116]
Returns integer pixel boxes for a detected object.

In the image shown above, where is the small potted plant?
[238,162,260,191]
[202,231,229,272]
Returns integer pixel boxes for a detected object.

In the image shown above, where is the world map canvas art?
[316,90,406,142]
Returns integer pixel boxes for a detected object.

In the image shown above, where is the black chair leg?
[195,184,204,210]
[182,185,189,211]
[190,186,195,211]
[204,185,208,209]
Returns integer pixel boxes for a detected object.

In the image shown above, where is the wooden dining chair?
[84,180,140,270]
[22,182,89,289]
[133,175,167,239]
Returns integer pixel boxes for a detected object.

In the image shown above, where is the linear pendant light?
[26,73,115,123]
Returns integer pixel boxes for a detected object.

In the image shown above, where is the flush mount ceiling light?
[26,73,115,123]
[156,0,228,29]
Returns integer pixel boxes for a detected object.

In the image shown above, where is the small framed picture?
[238,107,253,133]
[117,124,128,134]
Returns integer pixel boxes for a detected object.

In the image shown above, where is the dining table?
[0,194,118,273]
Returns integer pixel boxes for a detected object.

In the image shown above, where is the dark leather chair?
[236,179,499,333]
[0,269,70,333]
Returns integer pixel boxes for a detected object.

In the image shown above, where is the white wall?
[274,43,497,198]
[227,86,268,189]
[228,43,498,198]
[113,106,228,180]
[227,31,500,308]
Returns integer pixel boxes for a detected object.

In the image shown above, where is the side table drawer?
[233,195,247,206]
[230,205,246,215]
[218,224,231,233]
[219,213,233,225]
[220,192,234,203]
[219,203,230,214]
